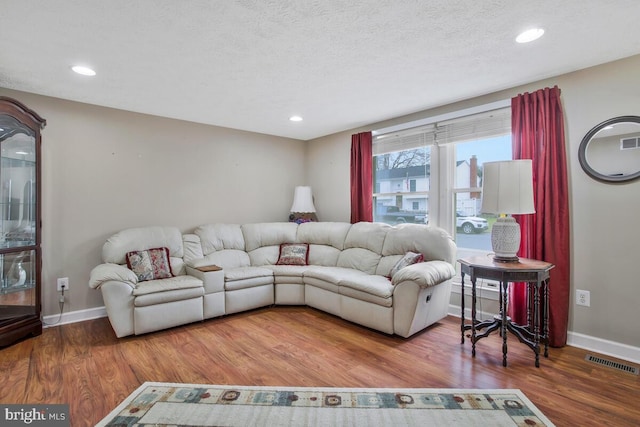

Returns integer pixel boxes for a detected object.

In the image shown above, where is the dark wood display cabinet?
[0,97,45,347]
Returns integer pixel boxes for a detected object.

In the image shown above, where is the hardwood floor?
[1,307,639,426]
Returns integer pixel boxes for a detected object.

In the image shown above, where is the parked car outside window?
[456,211,488,234]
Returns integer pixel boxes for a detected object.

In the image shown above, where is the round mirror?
[579,116,640,183]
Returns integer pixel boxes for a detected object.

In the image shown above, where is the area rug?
[96,382,555,426]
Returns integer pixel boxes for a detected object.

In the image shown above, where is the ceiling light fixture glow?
[516,28,545,43]
[289,115,303,122]
[72,65,96,76]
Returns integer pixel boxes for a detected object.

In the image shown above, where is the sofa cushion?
[225,266,274,281]
[389,251,424,278]
[375,254,403,277]
[224,266,274,291]
[343,222,390,253]
[304,266,369,285]
[391,260,456,287]
[266,265,310,284]
[276,243,309,266]
[382,223,456,265]
[103,226,184,264]
[242,223,299,252]
[267,265,310,276]
[248,246,280,266]
[339,274,394,300]
[195,224,246,255]
[337,248,381,274]
[297,222,352,250]
[307,244,342,267]
[132,274,203,296]
[126,247,174,282]
[340,288,392,308]
[225,276,273,291]
[182,233,205,264]
[134,287,205,307]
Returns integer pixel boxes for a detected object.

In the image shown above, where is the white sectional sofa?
[89,222,456,338]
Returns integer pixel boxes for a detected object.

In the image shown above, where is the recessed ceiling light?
[289,116,303,122]
[16,151,29,155]
[72,65,96,76]
[516,28,545,43]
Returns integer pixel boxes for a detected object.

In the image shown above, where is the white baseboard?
[449,305,640,365]
[567,331,640,365]
[42,306,107,328]
[448,303,498,322]
[451,281,500,301]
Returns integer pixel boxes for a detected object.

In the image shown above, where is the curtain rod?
[372,99,510,136]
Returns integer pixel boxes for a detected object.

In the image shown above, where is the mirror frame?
[578,115,640,183]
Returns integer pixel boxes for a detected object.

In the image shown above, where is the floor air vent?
[585,354,639,375]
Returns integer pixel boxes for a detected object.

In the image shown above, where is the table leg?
[501,279,508,367]
[543,279,550,358]
[533,282,541,368]
[526,281,532,330]
[460,272,466,344]
[471,275,477,357]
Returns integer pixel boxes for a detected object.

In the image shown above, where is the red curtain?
[511,86,570,347]
[350,132,373,223]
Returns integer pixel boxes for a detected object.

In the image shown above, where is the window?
[621,136,640,150]
[373,145,430,225]
[373,105,511,259]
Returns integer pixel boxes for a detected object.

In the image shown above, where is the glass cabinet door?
[0,250,37,318]
[0,97,45,347]
[0,123,36,294]
[1,118,36,249]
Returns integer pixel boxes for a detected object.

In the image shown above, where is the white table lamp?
[289,186,317,223]
[481,160,535,262]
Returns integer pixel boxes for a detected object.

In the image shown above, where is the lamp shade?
[290,186,316,213]
[481,160,535,215]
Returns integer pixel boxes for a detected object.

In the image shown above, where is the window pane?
[454,135,511,256]
[373,147,430,225]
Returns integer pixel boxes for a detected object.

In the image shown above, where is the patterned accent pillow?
[389,251,424,278]
[126,247,174,282]
[276,243,309,266]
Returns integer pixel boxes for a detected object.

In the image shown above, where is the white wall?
[308,54,640,349]
[0,88,307,316]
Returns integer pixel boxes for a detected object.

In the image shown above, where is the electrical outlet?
[57,277,69,291]
[576,289,590,307]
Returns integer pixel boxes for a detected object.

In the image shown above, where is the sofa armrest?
[391,260,455,288]
[186,266,225,294]
[89,263,138,289]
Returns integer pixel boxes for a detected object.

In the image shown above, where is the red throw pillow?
[126,247,174,282]
[276,243,309,266]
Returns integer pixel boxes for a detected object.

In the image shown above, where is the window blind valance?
[373,125,435,155]
[374,107,510,156]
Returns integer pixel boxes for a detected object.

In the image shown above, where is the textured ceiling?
[2,0,640,140]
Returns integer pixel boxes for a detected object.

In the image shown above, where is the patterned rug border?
[97,382,555,426]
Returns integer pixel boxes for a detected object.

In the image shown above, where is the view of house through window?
[373,106,511,259]
[373,146,430,225]
[453,135,512,258]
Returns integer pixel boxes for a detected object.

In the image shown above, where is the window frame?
[372,102,513,303]
[372,101,510,237]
